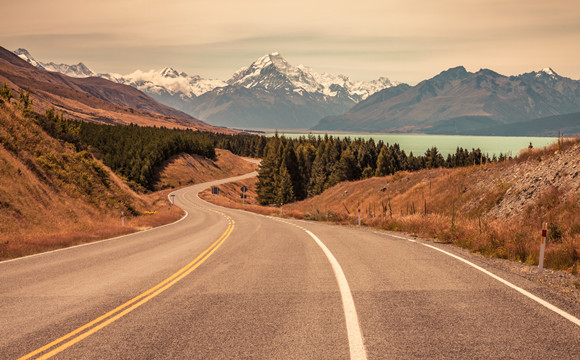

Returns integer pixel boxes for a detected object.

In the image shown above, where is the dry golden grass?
[0,102,189,260]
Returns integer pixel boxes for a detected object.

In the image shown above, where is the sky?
[2,0,580,84]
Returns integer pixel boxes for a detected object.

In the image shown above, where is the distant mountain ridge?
[0,46,215,131]
[14,48,97,78]
[15,49,398,129]
[314,66,580,134]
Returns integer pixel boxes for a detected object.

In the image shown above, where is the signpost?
[539,222,547,273]
[211,187,219,199]
[241,186,248,206]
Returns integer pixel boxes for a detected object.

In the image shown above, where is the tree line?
[41,109,216,190]
[250,134,511,206]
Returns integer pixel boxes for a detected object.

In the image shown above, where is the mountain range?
[15,49,397,129]
[2,47,216,131]
[315,66,580,134]
[12,48,580,136]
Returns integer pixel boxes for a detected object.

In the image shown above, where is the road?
[1,169,579,359]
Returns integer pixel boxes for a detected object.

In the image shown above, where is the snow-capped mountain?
[183,52,398,128]
[228,52,397,102]
[103,68,227,98]
[13,49,399,128]
[14,48,96,78]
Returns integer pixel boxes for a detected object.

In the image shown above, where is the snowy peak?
[14,48,45,70]
[541,67,557,76]
[160,67,187,78]
[228,52,300,89]
[13,48,95,77]
[43,62,96,78]
[537,67,559,78]
[228,52,397,100]
[118,68,226,97]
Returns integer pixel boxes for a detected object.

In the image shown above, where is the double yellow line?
[19,217,235,360]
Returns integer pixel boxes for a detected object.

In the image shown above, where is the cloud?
[1,0,579,83]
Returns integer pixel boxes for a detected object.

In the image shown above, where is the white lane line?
[269,218,367,360]
[379,231,580,327]
[421,242,580,327]
[304,229,367,360]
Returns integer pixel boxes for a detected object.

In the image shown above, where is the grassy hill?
[0,100,257,260]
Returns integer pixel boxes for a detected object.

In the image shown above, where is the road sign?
[241,186,248,193]
[241,194,247,199]
[212,187,219,195]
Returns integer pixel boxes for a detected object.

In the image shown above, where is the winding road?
[1,169,579,359]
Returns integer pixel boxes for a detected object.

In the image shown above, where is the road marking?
[18,219,235,360]
[420,242,580,327]
[380,232,580,327]
[304,229,367,360]
[267,217,367,360]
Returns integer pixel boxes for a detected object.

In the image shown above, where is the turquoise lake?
[270,133,557,157]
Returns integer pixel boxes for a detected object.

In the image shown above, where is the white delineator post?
[121,211,125,226]
[358,208,361,227]
[539,222,547,273]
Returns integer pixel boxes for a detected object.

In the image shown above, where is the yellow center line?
[19,218,235,360]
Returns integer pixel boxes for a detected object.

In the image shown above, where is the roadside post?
[170,194,175,207]
[358,208,361,227]
[241,186,247,207]
[121,211,125,226]
[539,222,547,273]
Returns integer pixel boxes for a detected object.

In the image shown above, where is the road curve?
[1,168,579,359]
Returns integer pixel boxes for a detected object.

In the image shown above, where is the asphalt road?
[1,170,579,359]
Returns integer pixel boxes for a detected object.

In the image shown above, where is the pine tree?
[375,145,391,176]
[281,142,304,200]
[256,139,281,205]
[275,161,295,206]
[1,83,13,102]
[329,147,358,185]
[17,89,33,117]
[425,147,443,169]
[308,144,328,196]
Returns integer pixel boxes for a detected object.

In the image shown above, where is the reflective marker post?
[358,208,361,227]
[539,222,547,274]
[241,186,247,207]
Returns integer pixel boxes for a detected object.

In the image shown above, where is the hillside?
[203,138,580,275]
[0,100,254,261]
[0,46,221,131]
[462,112,580,137]
[314,66,580,134]
[153,149,258,191]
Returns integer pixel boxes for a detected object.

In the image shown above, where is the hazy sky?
[2,0,579,84]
